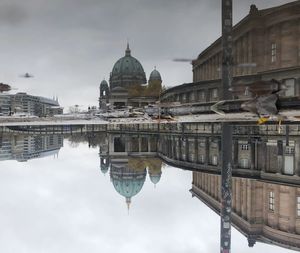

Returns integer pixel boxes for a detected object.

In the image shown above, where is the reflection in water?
[157,124,300,185]
[0,134,63,162]
[94,125,300,251]
[191,172,300,251]
[98,133,162,208]
[1,123,300,251]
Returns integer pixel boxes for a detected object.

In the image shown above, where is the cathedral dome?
[110,166,146,206]
[149,68,162,82]
[109,44,147,89]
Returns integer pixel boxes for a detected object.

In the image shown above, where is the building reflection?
[0,134,63,162]
[98,133,162,208]
[158,124,300,185]
[191,171,300,251]
[2,123,300,250]
[96,123,300,251]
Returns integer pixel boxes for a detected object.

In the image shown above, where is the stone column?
[277,140,283,174]
[294,139,300,176]
[178,136,182,161]
[172,135,176,159]
[195,137,199,164]
[168,137,172,157]
[148,137,151,153]
[233,139,239,170]
[186,138,189,162]
[205,137,210,165]
[138,137,142,153]
[261,139,267,172]
[288,187,296,233]
[250,139,256,170]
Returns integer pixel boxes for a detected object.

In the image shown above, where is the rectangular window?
[241,144,249,151]
[197,90,206,102]
[286,146,295,155]
[269,191,275,211]
[284,79,295,97]
[211,89,218,99]
[297,197,300,216]
[239,158,250,169]
[211,155,218,166]
[199,155,205,164]
[271,43,277,63]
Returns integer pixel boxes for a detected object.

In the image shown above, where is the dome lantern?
[125,43,131,56]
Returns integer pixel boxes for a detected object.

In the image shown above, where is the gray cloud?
[0,3,28,26]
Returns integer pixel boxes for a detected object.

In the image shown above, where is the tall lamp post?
[220,0,233,253]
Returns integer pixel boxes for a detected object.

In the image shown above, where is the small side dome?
[100,79,109,87]
[100,79,109,97]
[149,173,162,185]
[149,68,162,82]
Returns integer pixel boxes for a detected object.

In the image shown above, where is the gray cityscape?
[0,1,300,253]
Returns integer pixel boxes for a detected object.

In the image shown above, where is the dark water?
[0,130,299,253]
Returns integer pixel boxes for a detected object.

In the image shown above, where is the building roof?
[38,96,59,106]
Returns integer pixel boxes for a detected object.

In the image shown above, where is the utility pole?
[220,1,233,253]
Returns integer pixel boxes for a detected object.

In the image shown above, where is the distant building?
[99,44,162,109]
[0,94,11,116]
[0,92,63,117]
[0,134,63,162]
[162,1,300,103]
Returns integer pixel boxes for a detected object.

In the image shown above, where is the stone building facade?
[95,129,300,249]
[191,172,300,250]
[161,1,300,103]
[156,123,300,185]
[0,92,63,117]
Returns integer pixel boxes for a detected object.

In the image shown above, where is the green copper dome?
[109,44,147,89]
[110,166,146,199]
[149,68,162,82]
[149,172,162,185]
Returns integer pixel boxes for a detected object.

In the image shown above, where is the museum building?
[161,1,300,103]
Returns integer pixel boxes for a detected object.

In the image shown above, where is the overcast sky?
[0,0,295,109]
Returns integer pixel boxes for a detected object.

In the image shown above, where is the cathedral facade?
[99,44,162,109]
